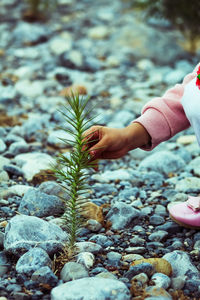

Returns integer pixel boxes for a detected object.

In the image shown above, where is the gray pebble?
[107,251,122,266]
[149,215,165,225]
[60,262,89,282]
[148,231,168,242]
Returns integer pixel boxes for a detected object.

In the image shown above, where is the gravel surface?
[0,0,200,299]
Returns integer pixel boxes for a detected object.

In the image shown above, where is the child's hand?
[83,123,151,162]
[83,125,131,161]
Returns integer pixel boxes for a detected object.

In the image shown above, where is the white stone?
[15,80,44,98]
[9,184,34,197]
[47,130,73,147]
[76,252,95,269]
[92,169,131,182]
[176,135,196,145]
[49,38,72,55]
[14,152,55,181]
[88,26,110,39]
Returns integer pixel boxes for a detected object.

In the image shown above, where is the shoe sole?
[169,214,200,230]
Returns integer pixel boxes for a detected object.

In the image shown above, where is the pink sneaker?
[168,196,200,229]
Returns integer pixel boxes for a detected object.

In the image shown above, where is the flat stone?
[187,157,200,176]
[51,277,130,300]
[92,169,132,182]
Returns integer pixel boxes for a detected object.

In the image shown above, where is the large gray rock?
[163,250,199,278]
[138,151,185,176]
[16,248,52,276]
[107,202,140,230]
[18,188,65,217]
[113,16,186,65]
[51,277,131,300]
[4,215,68,257]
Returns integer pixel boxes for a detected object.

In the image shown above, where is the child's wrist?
[124,122,151,151]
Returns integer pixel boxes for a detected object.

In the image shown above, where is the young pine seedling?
[53,93,98,256]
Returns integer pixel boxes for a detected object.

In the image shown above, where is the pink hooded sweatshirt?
[134,62,200,150]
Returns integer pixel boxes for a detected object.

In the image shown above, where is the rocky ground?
[0,0,200,299]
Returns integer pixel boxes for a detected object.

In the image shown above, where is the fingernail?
[90,150,96,157]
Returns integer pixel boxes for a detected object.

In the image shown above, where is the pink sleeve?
[134,63,200,150]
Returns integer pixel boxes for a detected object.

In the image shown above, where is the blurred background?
[0,0,200,128]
